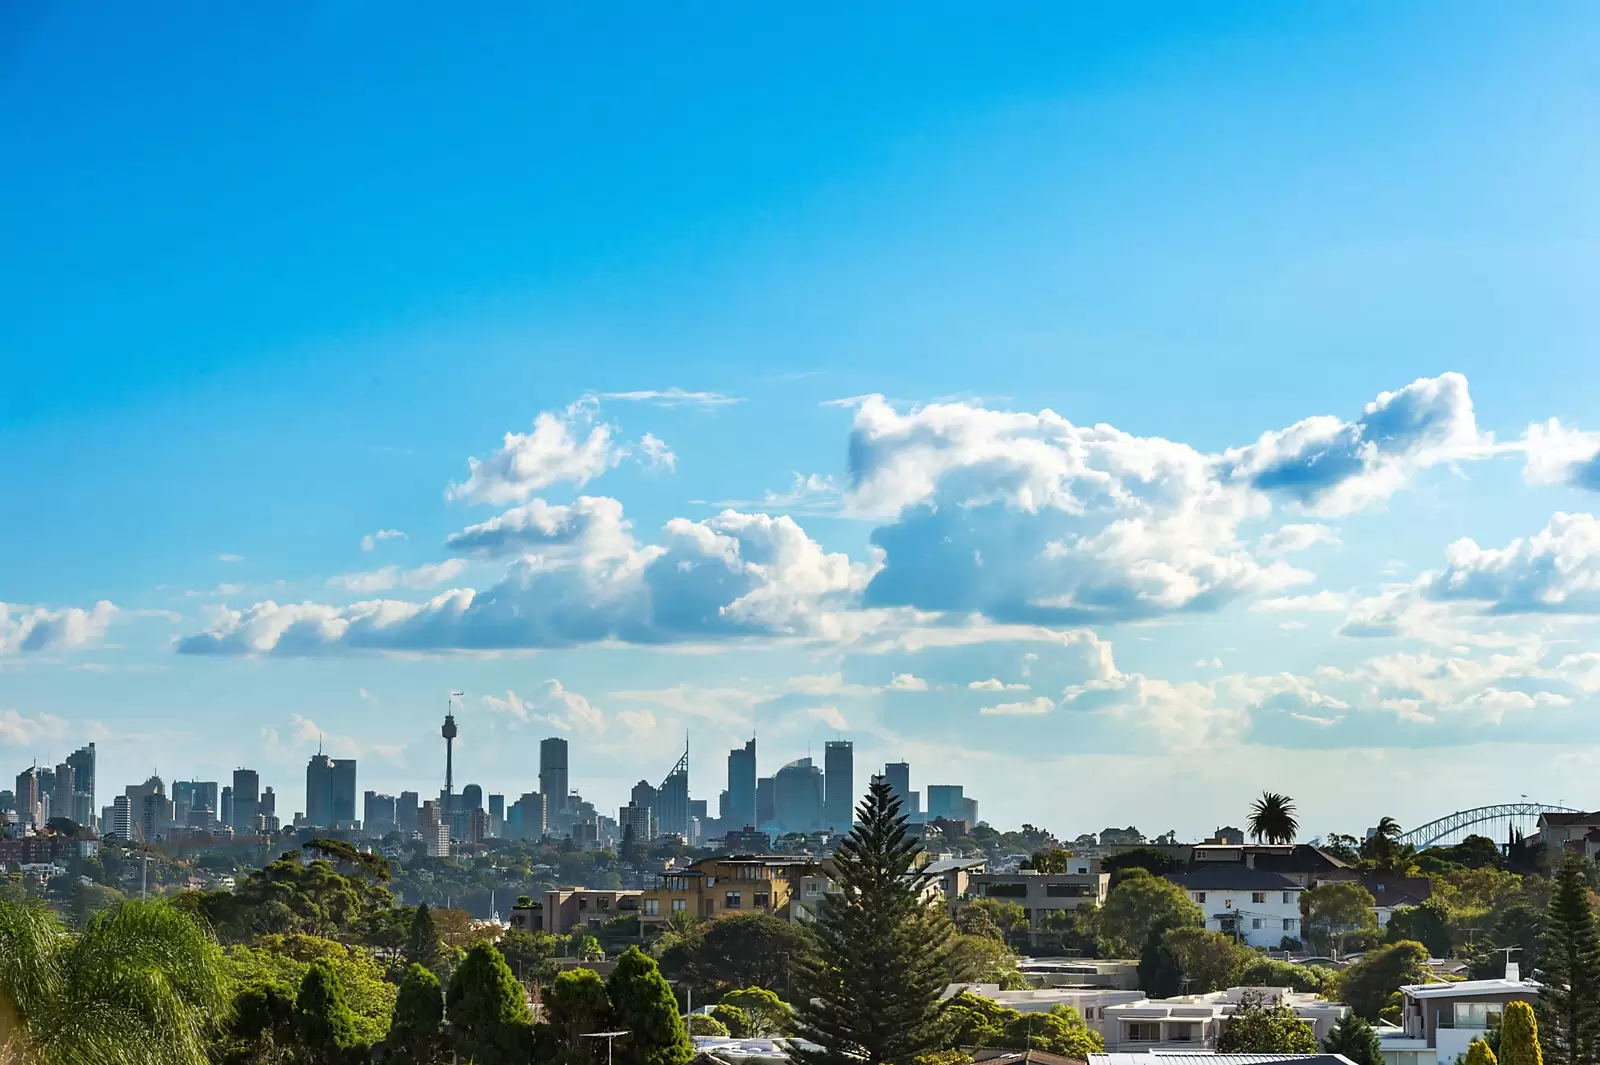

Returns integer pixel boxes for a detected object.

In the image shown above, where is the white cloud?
[0,708,71,745]
[444,496,634,558]
[588,388,742,408]
[807,706,851,730]
[889,672,930,691]
[448,407,625,505]
[1421,512,1600,614]
[260,713,359,759]
[328,559,468,593]
[1196,657,1224,669]
[360,529,407,552]
[979,696,1056,716]
[1520,419,1600,491]
[218,553,244,562]
[1252,591,1352,613]
[1258,523,1341,555]
[968,678,1029,692]
[0,601,116,654]
[638,433,677,473]
[1221,372,1491,516]
[482,680,605,732]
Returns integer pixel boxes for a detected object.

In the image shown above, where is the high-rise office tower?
[397,791,420,836]
[961,796,979,824]
[66,743,95,824]
[509,792,546,840]
[823,740,854,830]
[630,779,658,813]
[488,793,505,837]
[219,786,234,829]
[620,802,654,842]
[883,761,919,817]
[231,768,260,832]
[656,741,689,839]
[174,780,219,830]
[305,755,357,828]
[260,786,276,817]
[111,795,133,838]
[13,767,41,828]
[755,776,775,828]
[539,737,569,820]
[926,784,964,821]
[461,783,483,811]
[364,791,398,837]
[51,763,75,826]
[774,757,825,834]
[726,737,756,829]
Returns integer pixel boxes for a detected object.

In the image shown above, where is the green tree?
[1536,856,1600,1065]
[1323,1012,1383,1065]
[1003,1007,1101,1059]
[658,912,818,994]
[1248,792,1299,845]
[1138,927,1183,998]
[1163,927,1253,993]
[1386,899,1453,957]
[224,934,397,1046]
[1468,1039,1501,1065]
[687,1014,730,1037]
[952,906,1006,943]
[295,962,361,1064]
[445,943,535,1065]
[1337,940,1429,1021]
[1234,956,1330,993]
[496,929,559,986]
[934,993,1013,1049]
[608,946,692,1065]
[1501,1000,1544,1065]
[387,964,446,1065]
[1215,992,1317,1052]
[1301,881,1378,956]
[711,1002,751,1037]
[406,904,444,970]
[546,968,613,1049]
[792,778,954,1065]
[1099,869,1203,956]
[1023,849,1073,874]
[0,897,231,1065]
[719,987,795,1037]
[220,982,297,1065]
[965,900,1028,943]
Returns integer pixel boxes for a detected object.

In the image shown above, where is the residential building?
[967,869,1110,929]
[305,755,357,829]
[539,737,569,826]
[942,984,1146,1030]
[620,802,655,843]
[259,786,278,832]
[418,800,450,857]
[724,827,771,852]
[1316,871,1433,928]
[1100,987,1346,1051]
[110,795,133,839]
[1169,866,1305,949]
[774,758,824,833]
[1382,963,1539,1065]
[923,856,988,905]
[823,740,853,831]
[637,854,829,928]
[510,888,642,935]
[1534,810,1600,860]
[727,738,756,830]
[1092,1055,1351,1065]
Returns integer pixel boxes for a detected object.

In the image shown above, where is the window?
[1454,1003,1504,1030]
[754,892,770,908]
[1169,1023,1201,1042]
[643,899,660,916]
[1252,892,1266,904]
[1283,892,1293,904]
[1046,883,1090,898]
[724,891,742,909]
[984,882,1027,898]
[1283,918,1296,931]
[599,898,611,911]
[1195,892,1207,903]
[806,882,823,897]
[578,898,589,910]
[1126,1023,1161,1043]
[672,898,686,912]
[1252,918,1264,930]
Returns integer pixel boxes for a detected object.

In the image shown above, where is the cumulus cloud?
[968,678,1029,692]
[889,672,930,691]
[0,708,71,744]
[1221,373,1489,515]
[807,705,851,730]
[360,529,407,552]
[1258,524,1341,555]
[178,505,872,654]
[846,394,1308,625]
[1252,591,1351,613]
[1422,512,1600,614]
[1521,419,1600,491]
[444,496,633,558]
[638,433,677,472]
[979,696,1056,716]
[0,601,116,654]
[328,559,468,593]
[448,408,625,505]
[482,681,605,732]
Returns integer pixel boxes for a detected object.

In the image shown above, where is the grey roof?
[925,857,989,874]
[1090,1056,1355,1065]
[1168,867,1302,890]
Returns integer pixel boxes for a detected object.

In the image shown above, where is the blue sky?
[5,4,1600,837]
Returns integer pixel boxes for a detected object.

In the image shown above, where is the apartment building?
[1381,964,1539,1065]
[966,869,1110,928]
[1168,866,1304,949]
[509,888,642,936]
[1101,987,1346,1051]
[637,854,829,928]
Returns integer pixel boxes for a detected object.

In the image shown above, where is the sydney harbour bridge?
[1390,801,1582,850]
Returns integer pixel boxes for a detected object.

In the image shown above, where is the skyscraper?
[397,791,419,836]
[774,757,825,834]
[656,741,690,839]
[13,767,41,828]
[539,737,569,821]
[488,793,505,836]
[461,783,483,812]
[219,786,234,829]
[726,737,756,829]
[364,791,398,837]
[755,776,775,828]
[883,761,919,817]
[926,784,964,821]
[823,740,853,830]
[66,743,96,827]
[232,768,260,832]
[51,762,75,827]
[509,792,546,840]
[305,755,357,828]
[961,796,979,824]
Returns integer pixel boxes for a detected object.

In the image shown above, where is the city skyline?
[6,7,1600,836]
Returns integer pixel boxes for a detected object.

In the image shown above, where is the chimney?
[1505,960,1520,982]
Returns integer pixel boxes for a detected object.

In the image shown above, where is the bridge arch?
[1396,802,1580,850]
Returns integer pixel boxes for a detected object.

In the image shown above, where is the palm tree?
[1248,792,1299,844]
[0,898,230,1065]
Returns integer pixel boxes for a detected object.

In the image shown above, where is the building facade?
[637,854,830,927]
[822,740,853,831]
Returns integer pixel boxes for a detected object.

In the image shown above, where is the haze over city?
[6,5,1600,838]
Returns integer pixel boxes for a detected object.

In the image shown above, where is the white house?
[1380,964,1539,1065]
[1168,867,1304,948]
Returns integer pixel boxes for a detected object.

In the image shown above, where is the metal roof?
[1167,867,1302,890]
[1400,977,1539,1000]
[1090,1055,1355,1065]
